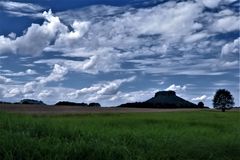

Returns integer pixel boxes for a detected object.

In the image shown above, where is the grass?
[0,110,239,160]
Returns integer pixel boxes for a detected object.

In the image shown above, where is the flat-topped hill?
[119,91,198,108]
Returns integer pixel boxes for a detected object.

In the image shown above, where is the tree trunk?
[222,107,225,112]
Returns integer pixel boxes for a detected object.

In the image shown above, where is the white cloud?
[97,76,135,95]
[48,1,204,58]
[0,1,44,12]
[1,2,235,78]
[127,2,203,38]
[198,0,238,8]
[199,0,221,8]
[35,2,211,76]
[0,1,44,18]
[192,95,207,101]
[165,84,187,91]
[37,64,68,84]
[67,76,136,100]
[53,20,90,48]
[0,36,14,53]
[0,56,8,59]
[8,32,16,39]
[35,48,121,74]
[0,9,93,57]
[221,37,240,56]
[38,90,53,99]
[0,76,136,104]
[1,64,68,99]
[0,75,12,83]
[4,88,21,98]
[109,89,157,104]
[0,10,68,56]
[2,69,37,76]
[214,80,234,86]
[127,57,232,76]
[26,69,36,75]
[216,9,235,17]
[184,32,209,43]
[23,81,39,94]
[211,16,240,33]
[5,11,42,18]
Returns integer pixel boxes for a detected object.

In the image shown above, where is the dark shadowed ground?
[0,104,205,115]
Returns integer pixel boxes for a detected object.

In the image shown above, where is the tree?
[89,103,101,107]
[197,102,204,108]
[213,89,234,112]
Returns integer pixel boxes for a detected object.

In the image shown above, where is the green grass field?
[0,111,239,160]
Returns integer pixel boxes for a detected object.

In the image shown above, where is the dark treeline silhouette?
[55,101,88,106]
[0,100,101,107]
[19,99,46,105]
[0,101,12,104]
[55,101,101,107]
[0,99,46,105]
[89,103,101,107]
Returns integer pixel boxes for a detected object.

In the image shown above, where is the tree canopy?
[213,89,234,112]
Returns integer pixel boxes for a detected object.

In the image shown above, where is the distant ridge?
[119,91,199,108]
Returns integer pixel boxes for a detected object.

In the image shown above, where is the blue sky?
[0,0,239,107]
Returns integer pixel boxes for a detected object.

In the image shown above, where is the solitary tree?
[213,89,234,112]
[197,102,204,108]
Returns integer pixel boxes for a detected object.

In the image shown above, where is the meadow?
[0,110,239,160]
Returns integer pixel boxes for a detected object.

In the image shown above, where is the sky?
[0,0,239,107]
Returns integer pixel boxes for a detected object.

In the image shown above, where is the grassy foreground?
[0,111,239,160]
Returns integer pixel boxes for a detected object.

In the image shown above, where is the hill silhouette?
[119,91,201,108]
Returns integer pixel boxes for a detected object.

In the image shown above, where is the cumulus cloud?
[4,88,21,98]
[0,36,14,53]
[1,64,68,99]
[192,95,207,101]
[46,1,205,57]
[0,75,136,104]
[37,64,68,84]
[23,81,39,94]
[0,2,236,77]
[221,37,240,56]
[165,84,187,91]
[0,10,68,55]
[53,20,90,48]
[35,48,120,74]
[0,75,12,83]
[38,90,53,99]
[0,9,92,56]
[211,16,240,33]
[40,2,216,76]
